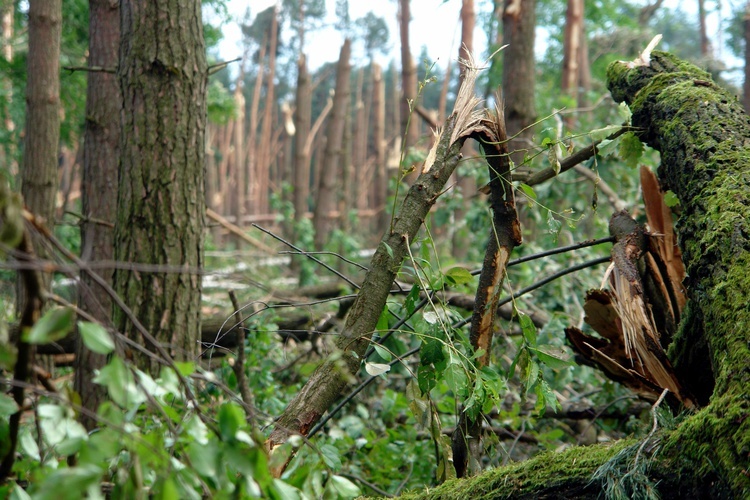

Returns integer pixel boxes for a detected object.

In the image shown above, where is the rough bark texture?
[395,51,750,499]
[114,0,207,375]
[501,0,536,166]
[313,39,350,249]
[20,0,61,252]
[75,0,120,429]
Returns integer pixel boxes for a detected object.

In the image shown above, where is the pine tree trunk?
[115,0,207,375]
[398,0,418,156]
[502,0,536,167]
[313,39,351,250]
[561,0,583,128]
[371,62,388,235]
[75,0,120,429]
[744,2,750,112]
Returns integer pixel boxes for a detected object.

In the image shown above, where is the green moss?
[393,440,635,499]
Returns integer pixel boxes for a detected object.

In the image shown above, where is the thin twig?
[252,223,361,289]
[228,291,254,415]
[633,388,669,470]
[502,419,526,466]
[339,473,393,498]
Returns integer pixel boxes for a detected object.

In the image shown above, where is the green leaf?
[328,474,361,497]
[9,482,32,500]
[382,241,394,259]
[523,359,540,394]
[528,347,570,369]
[0,393,18,417]
[420,337,444,366]
[444,360,468,396]
[78,321,115,355]
[23,307,74,344]
[664,190,680,208]
[596,138,618,157]
[32,464,103,500]
[155,477,179,500]
[518,313,537,346]
[518,183,537,200]
[373,344,392,362]
[319,443,342,470]
[404,284,420,316]
[619,132,644,168]
[375,305,389,332]
[444,267,474,286]
[417,365,436,394]
[174,361,195,376]
[218,402,244,442]
[534,379,560,415]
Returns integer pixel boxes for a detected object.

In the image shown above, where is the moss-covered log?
[389,51,750,499]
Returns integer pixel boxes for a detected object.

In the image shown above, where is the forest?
[0,0,749,498]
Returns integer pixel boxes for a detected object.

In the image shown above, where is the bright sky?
[217,0,486,70]
[216,0,738,74]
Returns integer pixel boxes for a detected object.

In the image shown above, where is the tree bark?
[403,51,750,498]
[561,0,584,127]
[75,0,120,430]
[312,39,351,250]
[293,54,311,227]
[371,62,388,235]
[698,0,710,58]
[115,0,207,375]
[398,0,418,156]
[256,8,278,216]
[501,0,536,167]
[20,0,61,257]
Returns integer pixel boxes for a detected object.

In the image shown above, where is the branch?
[62,65,115,73]
[207,57,241,76]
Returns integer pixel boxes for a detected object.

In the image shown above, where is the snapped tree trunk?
[75,0,120,429]
[400,50,750,499]
[312,39,351,250]
[398,0,418,162]
[114,0,207,375]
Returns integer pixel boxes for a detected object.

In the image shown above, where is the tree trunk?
[398,0,418,157]
[231,80,245,227]
[561,0,584,128]
[115,0,207,375]
[371,62,388,235]
[20,0,61,248]
[405,51,750,498]
[698,0,710,58]
[312,39,351,250]
[293,54,311,227]
[75,0,120,430]
[452,0,476,260]
[502,0,536,167]
[1,0,16,175]
[256,8,278,216]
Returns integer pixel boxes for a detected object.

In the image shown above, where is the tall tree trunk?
[698,0,710,58]
[398,0,418,159]
[1,0,16,175]
[232,81,245,226]
[502,0,536,167]
[256,8,278,216]
[75,0,120,430]
[115,0,207,375]
[5,0,61,476]
[372,62,388,235]
[452,0,476,260]
[293,54,311,231]
[312,39,351,250]
[20,0,61,242]
[561,0,584,128]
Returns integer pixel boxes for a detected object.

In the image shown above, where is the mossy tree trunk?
[114,0,207,375]
[398,51,750,500]
[75,0,120,429]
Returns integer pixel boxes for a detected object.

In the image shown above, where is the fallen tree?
[390,50,750,499]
